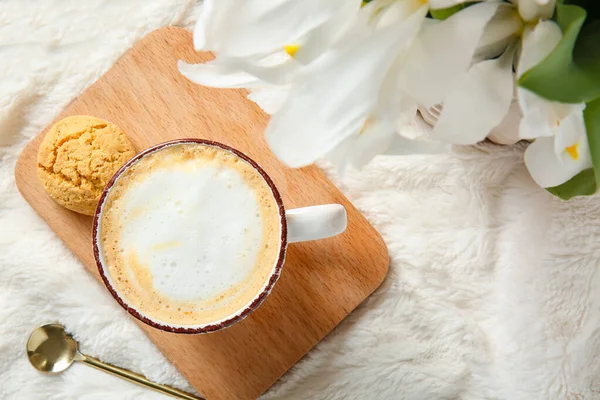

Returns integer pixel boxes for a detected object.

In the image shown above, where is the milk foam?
[98,143,282,327]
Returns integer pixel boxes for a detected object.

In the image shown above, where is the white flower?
[178,0,361,91]
[180,0,498,169]
[517,21,590,188]
[427,0,557,145]
[471,3,591,189]
[402,1,501,109]
[265,0,424,168]
[524,108,590,188]
[267,0,499,168]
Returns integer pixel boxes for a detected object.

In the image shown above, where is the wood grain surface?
[14,27,389,400]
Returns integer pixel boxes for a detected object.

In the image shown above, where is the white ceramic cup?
[92,139,347,334]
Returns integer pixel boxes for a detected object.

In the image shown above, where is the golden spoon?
[26,323,202,400]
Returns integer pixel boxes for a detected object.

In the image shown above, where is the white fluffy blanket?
[2,1,600,399]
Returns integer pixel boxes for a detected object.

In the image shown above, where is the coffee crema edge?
[92,139,288,334]
[100,144,282,325]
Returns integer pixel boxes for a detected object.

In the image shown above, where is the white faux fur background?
[2,1,600,399]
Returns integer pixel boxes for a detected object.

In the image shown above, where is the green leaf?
[585,96,600,187]
[518,3,600,103]
[430,2,476,20]
[546,168,597,200]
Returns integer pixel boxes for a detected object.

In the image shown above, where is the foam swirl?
[98,143,282,327]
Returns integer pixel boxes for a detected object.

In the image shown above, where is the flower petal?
[326,117,396,172]
[487,99,522,144]
[247,86,290,115]
[294,0,363,64]
[519,104,555,139]
[517,20,562,78]
[474,4,523,61]
[178,60,263,88]
[431,47,515,144]
[515,20,567,136]
[204,0,356,58]
[517,87,551,126]
[516,20,561,115]
[266,6,427,168]
[193,0,213,50]
[517,0,556,22]
[552,108,588,160]
[524,134,591,188]
[375,0,428,27]
[228,57,299,85]
[517,89,585,139]
[403,1,500,107]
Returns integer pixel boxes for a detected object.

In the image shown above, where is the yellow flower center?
[284,44,300,58]
[565,143,579,160]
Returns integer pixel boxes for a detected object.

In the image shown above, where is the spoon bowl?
[27,324,78,374]
[25,323,202,399]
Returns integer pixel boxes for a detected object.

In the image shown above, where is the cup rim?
[92,138,288,334]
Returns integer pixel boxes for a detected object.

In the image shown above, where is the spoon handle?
[77,353,202,400]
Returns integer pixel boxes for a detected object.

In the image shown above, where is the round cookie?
[37,115,136,215]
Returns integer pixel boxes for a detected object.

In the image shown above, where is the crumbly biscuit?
[37,115,136,215]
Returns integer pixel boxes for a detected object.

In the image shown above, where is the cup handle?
[286,204,347,243]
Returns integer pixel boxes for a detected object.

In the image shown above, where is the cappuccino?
[98,143,283,327]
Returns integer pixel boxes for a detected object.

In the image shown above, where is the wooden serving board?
[15,27,389,400]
